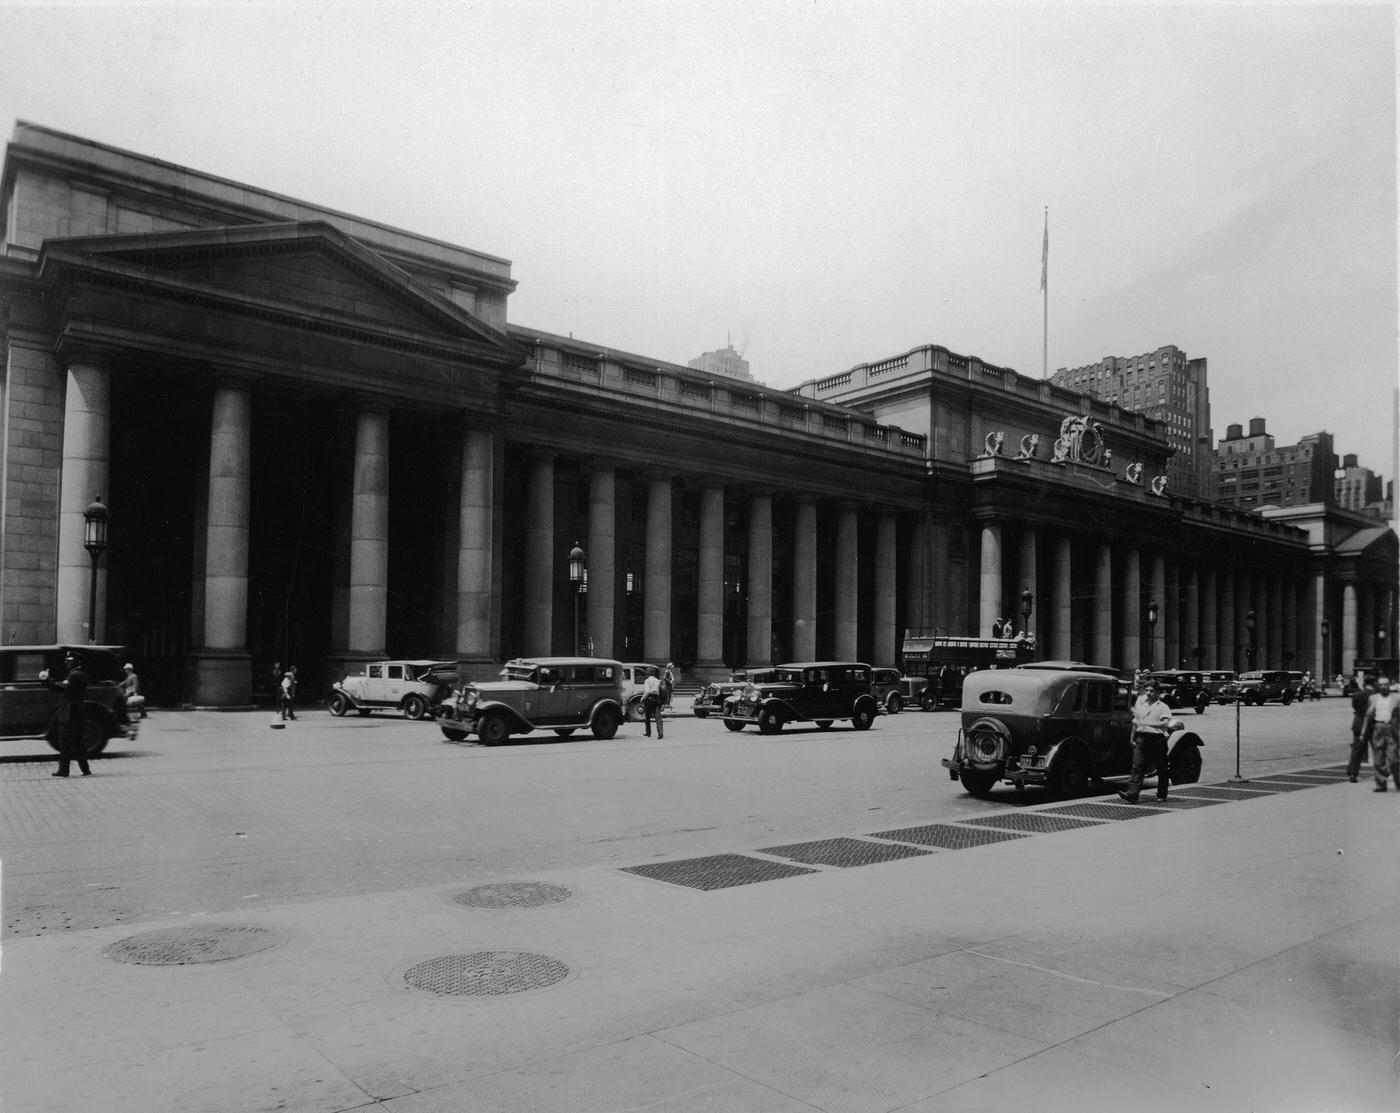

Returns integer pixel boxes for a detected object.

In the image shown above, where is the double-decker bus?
[900,632,1037,708]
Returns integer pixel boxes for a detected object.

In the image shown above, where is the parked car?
[1235,670,1296,706]
[0,644,138,756]
[619,662,661,721]
[899,674,941,711]
[941,661,1204,798]
[722,661,878,734]
[870,667,906,713]
[329,659,458,719]
[1205,670,1239,704]
[1144,670,1210,714]
[694,669,780,719]
[433,657,625,744]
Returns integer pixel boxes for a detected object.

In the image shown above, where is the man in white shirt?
[641,672,665,739]
[1365,677,1400,792]
[1119,680,1174,803]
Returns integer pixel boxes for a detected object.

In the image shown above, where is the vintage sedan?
[434,656,625,744]
[722,661,878,734]
[1235,670,1297,706]
[694,669,780,719]
[1145,669,1210,714]
[0,644,139,756]
[941,662,1204,798]
[329,659,458,719]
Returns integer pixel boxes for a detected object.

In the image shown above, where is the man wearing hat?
[1364,677,1400,792]
[120,661,147,719]
[1119,678,1174,803]
[661,662,675,712]
[40,650,91,777]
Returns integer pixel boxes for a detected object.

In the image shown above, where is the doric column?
[792,498,817,660]
[1238,572,1256,670]
[644,473,673,663]
[1267,576,1284,669]
[1121,547,1142,670]
[1280,579,1297,672]
[456,426,494,662]
[1052,534,1073,660]
[56,353,111,643]
[905,511,934,633]
[189,378,252,705]
[1183,564,1200,671]
[1201,566,1218,670]
[348,407,390,658]
[1093,542,1113,666]
[746,492,773,667]
[834,504,859,659]
[1219,567,1236,672]
[1148,551,1166,671]
[1164,561,1181,670]
[1342,582,1358,677]
[522,452,555,656]
[979,522,1003,635]
[695,482,726,671]
[584,461,617,659]
[1357,584,1373,658]
[874,513,898,667]
[1018,527,1038,642]
[1313,574,1329,677]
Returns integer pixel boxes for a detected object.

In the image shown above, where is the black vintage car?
[0,644,139,755]
[1144,670,1210,714]
[721,661,879,734]
[942,661,1204,798]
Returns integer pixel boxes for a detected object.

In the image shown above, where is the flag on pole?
[1040,211,1048,292]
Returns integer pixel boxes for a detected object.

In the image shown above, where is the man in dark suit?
[42,650,91,776]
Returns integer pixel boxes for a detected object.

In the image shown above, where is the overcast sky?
[2,1,1395,477]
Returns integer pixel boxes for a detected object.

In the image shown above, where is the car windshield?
[501,664,540,682]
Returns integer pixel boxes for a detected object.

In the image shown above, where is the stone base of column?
[453,653,503,684]
[689,660,732,685]
[185,649,253,709]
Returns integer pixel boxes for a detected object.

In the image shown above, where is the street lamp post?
[568,541,586,656]
[1145,599,1158,671]
[83,496,109,645]
[1245,610,1258,671]
[1321,619,1330,681]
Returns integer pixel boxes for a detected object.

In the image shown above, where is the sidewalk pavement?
[3,759,1396,1112]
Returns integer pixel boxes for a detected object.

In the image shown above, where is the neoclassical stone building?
[1,123,1394,705]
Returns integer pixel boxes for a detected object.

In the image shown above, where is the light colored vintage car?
[619,662,661,721]
[941,661,1204,798]
[328,659,458,720]
[434,657,626,744]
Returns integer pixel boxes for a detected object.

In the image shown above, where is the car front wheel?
[757,707,784,735]
[885,692,904,714]
[402,694,429,720]
[920,691,938,712]
[591,706,620,740]
[723,718,745,732]
[478,713,510,746]
[327,692,350,717]
[1195,699,1208,715]
[851,704,875,730]
[441,725,467,742]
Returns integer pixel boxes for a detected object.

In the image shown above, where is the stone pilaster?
[695,482,726,673]
[792,498,817,660]
[979,522,1003,636]
[834,505,859,660]
[56,353,111,644]
[1052,533,1072,661]
[523,451,555,656]
[348,407,390,659]
[584,460,617,660]
[456,426,495,663]
[644,473,673,663]
[874,513,898,668]
[746,492,773,667]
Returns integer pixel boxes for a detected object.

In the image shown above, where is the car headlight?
[742,684,759,700]
[463,690,479,709]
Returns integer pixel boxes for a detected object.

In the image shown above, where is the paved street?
[2,698,1396,1112]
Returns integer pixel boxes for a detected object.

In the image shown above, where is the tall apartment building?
[686,339,752,381]
[1335,454,1388,517]
[1049,345,1211,497]
[1214,419,1337,509]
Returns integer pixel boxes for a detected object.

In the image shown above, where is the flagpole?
[1041,207,1048,379]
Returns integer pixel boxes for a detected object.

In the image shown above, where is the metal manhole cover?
[758,837,931,867]
[452,882,571,909]
[870,823,1029,850]
[403,951,570,997]
[960,813,1106,834]
[1041,802,1170,821]
[621,853,817,890]
[105,925,284,965]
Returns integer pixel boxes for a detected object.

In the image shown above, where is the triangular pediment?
[40,222,511,351]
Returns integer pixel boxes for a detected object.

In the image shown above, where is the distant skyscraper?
[1213,419,1337,509]
[1049,345,1211,497]
[687,338,752,382]
[1335,454,1387,516]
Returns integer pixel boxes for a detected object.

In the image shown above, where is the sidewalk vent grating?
[1256,772,1344,784]
[621,853,817,890]
[1177,785,1279,799]
[960,813,1105,834]
[403,951,569,997]
[1127,796,1225,810]
[1041,802,1169,821]
[453,882,571,909]
[869,823,1029,850]
[758,837,931,867]
[105,925,284,965]
[1238,779,1314,792]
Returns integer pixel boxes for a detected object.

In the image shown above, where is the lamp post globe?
[1145,599,1158,672]
[82,496,109,644]
[568,541,586,656]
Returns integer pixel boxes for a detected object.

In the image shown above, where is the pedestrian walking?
[40,649,91,776]
[661,662,675,712]
[120,661,147,719]
[1347,676,1376,781]
[1119,679,1173,803]
[278,669,298,721]
[1364,677,1400,792]
[642,671,664,739]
